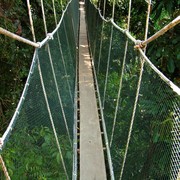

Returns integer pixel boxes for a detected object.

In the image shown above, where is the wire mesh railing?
[0,0,179,179]
[0,0,79,179]
[85,0,180,179]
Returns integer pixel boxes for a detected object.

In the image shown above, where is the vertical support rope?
[127,0,132,30]
[0,155,11,180]
[52,0,73,108]
[41,0,72,145]
[52,0,58,25]
[47,45,72,147]
[110,0,132,147]
[97,22,104,74]
[102,0,107,17]
[97,0,107,73]
[110,39,128,146]
[111,0,116,19]
[102,25,113,108]
[39,2,72,178]
[27,0,36,42]
[38,56,69,180]
[92,14,99,60]
[102,0,117,108]
[119,0,151,178]
[119,58,145,180]
[40,0,48,35]
[57,33,73,106]
[144,0,151,53]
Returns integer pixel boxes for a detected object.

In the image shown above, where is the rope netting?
[86,0,180,179]
[0,0,79,179]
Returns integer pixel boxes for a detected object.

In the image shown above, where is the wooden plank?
[79,1,107,180]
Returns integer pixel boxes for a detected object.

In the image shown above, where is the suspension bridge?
[0,0,180,179]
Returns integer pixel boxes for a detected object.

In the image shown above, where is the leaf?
[56,153,61,164]
[26,163,29,171]
[167,59,175,73]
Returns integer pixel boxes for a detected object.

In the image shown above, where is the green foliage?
[2,126,72,179]
[103,69,175,179]
[97,0,180,86]
[0,0,66,135]
[147,0,179,82]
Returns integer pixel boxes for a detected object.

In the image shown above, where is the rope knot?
[37,42,42,48]
[47,33,54,40]
[134,40,145,49]
[124,29,129,34]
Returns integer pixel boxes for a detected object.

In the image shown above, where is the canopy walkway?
[0,0,180,179]
[79,1,106,179]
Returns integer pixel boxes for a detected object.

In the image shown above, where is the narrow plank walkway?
[79,1,107,179]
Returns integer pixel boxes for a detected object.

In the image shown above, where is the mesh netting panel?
[0,1,78,179]
[86,1,180,179]
[70,0,79,43]
[121,61,180,180]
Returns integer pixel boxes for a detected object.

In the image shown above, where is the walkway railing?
[0,0,79,179]
[85,0,180,179]
[0,0,179,179]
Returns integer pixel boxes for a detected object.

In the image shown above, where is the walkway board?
[79,1,107,180]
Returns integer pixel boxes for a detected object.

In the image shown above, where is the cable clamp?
[47,33,54,40]
[134,40,145,49]
[37,42,42,48]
